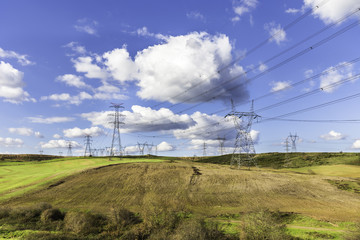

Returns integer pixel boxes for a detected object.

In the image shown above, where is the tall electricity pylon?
[203,141,207,157]
[225,100,260,170]
[109,103,125,158]
[84,135,92,157]
[217,136,225,156]
[289,133,299,152]
[67,141,73,156]
[137,142,146,155]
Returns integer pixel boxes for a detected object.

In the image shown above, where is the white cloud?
[320,130,346,140]
[103,47,137,83]
[133,32,248,103]
[74,18,98,35]
[250,129,260,144]
[186,11,206,22]
[63,126,105,138]
[320,63,353,93]
[270,81,292,92]
[232,0,258,20]
[258,63,268,72]
[351,139,360,149]
[40,139,81,149]
[81,105,195,133]
[157,141,175,152]
[285,8,300,14]
[64,42,87,55]
[0,137,23,147]
[34,131,44,138]
[8,127,33,136]
[303,0,359,24]
[0,47,34,66]
[72,56,108,80]
[56,74,91,89]
[0,61,35,103]
[53,134,62,139]
[135,27,167,40]
[28,116,75,124]
[124,145,138,154]
[264,22,286,45]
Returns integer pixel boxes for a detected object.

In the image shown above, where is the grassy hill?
[1,153,359,239]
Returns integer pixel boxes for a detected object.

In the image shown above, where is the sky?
[1,0,360,156]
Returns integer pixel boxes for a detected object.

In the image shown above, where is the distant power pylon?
[109,103,125,158]
[289,133,299,152]
[146,143,153,155]
[137,142,146,155]
[67,141,73,156]
[84,135,92,157]
[39,150,44,155]
[59,151,63,156]
[217,136,225,156]
[225,100,260,170]
[203,141,207,157]
[284,137,290,162]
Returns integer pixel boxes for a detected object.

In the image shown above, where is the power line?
[151,0,331,109]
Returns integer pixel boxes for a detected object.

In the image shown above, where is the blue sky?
[1,0,360,156]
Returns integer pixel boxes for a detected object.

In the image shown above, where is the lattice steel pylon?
[225,100,260,170]
[109,103,125,159]
[217,136,225,156]
[84,135,92,157]
[289,133,299,152]
[137,142,146,155]
[67,141,73,156]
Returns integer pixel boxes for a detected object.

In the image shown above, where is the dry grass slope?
[4,161,360,222]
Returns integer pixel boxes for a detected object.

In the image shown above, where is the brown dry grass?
[4,161,360,222]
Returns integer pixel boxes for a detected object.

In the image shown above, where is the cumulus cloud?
[27,116,75,124]
[0,47,34,66]
[74,18,98,35]
[81,105,195,133]
[56,74,91,89]
[186,11,206,22]
[53,134,62,139]
[285,8,301,14]
[270,81,292,92]
[320,63,353,93]
[320,130,346,140]
[232,0,258,21]
[0,61,35,103]
[264,22,286,45]
[72,56,108,80]
[40,139,81,149]
[250,129,260,143]
[258,63,268,72]
[34,131,44,138]
[8,127,33,136]
[157,141,175,152]
[351,139,360,149]
[63,126,105,138]
[0,137,23,147]
[133,32,248,104]
[303,0,359,24]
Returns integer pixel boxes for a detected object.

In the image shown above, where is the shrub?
[64,211,107,235]
[110,207,141,228]
[345,223,360,240]
[0,207,10,219]
[241,210,293,240]
[40,208,64,223]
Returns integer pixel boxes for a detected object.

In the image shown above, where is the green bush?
[40,208,64,223]
[0,207,10,219]
[345,223,360,240]
[241,210,294,240]
[64,211,107,235]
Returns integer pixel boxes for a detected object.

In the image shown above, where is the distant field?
[0,157,164,201]
[282,164,360,178]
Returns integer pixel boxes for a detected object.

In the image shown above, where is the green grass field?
[0,153,359,239]
[0,157,164,201]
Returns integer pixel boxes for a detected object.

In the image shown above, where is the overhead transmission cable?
[175,18,360,114]
[151,0,331,109]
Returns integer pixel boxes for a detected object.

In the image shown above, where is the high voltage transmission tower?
[203,141,207,157]
[109,103,125,159]
[225,100,260,170]
[284,137,290,162]
[217,136,225,156]
[137,142,146,155]
[84,135,92,157]
[289,133,299,152]
[146,143,153,155]
[67,141,73,156]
